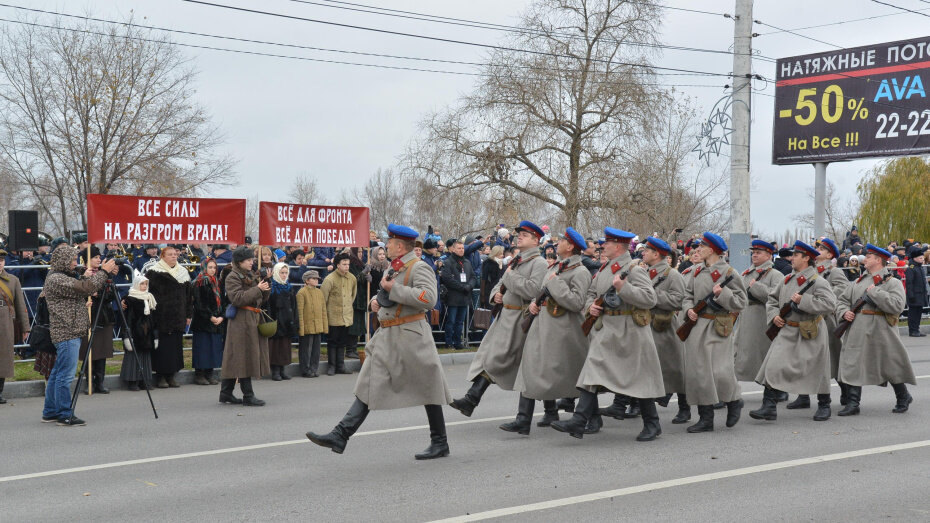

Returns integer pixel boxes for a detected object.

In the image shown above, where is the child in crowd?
[296,270,328,377]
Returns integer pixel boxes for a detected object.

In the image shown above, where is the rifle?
[580,270,631,336]
[521,260,569,333]
[676,273,735,341]
[746,267,773,304]
[764,278,817,341]
[374,258,406,308]
[833,272,893,338]
[490,256,525,318]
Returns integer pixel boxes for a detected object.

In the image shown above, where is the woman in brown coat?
[0,250,30,404]
[219,246,271,406]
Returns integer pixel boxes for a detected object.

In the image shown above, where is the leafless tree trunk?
[0,16,236,235]
[289,173,324,205]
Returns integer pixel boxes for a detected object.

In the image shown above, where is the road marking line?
[430,439,930,522]
[2,374,926,484]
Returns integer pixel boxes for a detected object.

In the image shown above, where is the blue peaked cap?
[564,227,586,251]
[514,220,544,239]
[750,239,776,253]
[793,240,819,259]
[387,224,418,240]
[818,237,839,258]
[604,227,636,242]
[866,243,891,259]
[645,236,671,255]
[701,232,727,253]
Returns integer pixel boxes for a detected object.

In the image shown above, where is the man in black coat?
[905,248,928,337]
[773,247,793,275]
[440,240,475,349]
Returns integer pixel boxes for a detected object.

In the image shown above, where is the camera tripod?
[69,278,158,419]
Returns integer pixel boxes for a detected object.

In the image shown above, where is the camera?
[258,266,273,281]
[106,252,129,265]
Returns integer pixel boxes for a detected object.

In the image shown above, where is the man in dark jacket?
[773,247,793,275]
[440,240,475,349]
[905,247,928,337]
[580,238,601,275]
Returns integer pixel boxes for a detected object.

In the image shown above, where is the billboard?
[773,36,930,165]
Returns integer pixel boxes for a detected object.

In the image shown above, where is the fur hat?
[232,246,254,264]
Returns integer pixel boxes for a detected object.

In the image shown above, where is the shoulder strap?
[394,258,419,319]
[0,277,15,305]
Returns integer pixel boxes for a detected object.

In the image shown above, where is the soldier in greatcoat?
[750,241,837,422]
[835,243,917,416]
[786,237,850,409]
[307,224,454,460]
[551,229,665,441]
[500,228,590,436]
[734,240,782,396]
[0,249,30,404]
[681,232,747,433]
[643,237,690,424]
[449,221,548,419]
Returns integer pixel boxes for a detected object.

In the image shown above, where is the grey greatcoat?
[576,253,665,399]
[815,261,849,378]
[0,271,29,378]
[354,251,453,410]
[755,266,837,394]
[734,260,781,381]
[514,255,591,400]
[682,258,747,406]
[836,268,916,386]
[221,267,271,379]
[648,260,686,394]
[466,251,548,390]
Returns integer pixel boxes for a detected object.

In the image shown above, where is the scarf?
[150,258,191,284]
[195,257,221,309]
[271,261,291,294]
[128,275,157,315]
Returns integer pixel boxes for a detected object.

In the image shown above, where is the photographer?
[0,248,30,405]
[78,246,116,394]
[42,245,116,426]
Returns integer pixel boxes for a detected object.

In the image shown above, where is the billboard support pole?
[729,0,753,272]
[813,162,827,238]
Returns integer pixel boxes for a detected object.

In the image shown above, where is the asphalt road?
[3,337,930,522]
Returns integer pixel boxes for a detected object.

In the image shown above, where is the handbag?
[29,296,56,355]
[258,309,278,337]
[430,309,440,326]
[472,308,493,330]
[225,304,237,319]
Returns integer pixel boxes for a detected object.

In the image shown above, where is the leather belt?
[786,316,821,328]
[860,310,885,316]
[379,313,426,327]
[603,309,633,316]
[699,312,739,320]
[240,306,262,314]
[503,304,525,311]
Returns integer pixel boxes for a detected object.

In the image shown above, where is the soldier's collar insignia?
[873,274,883,285]
[390,258,405,272]
[693,266,703,276]
[817,265,826,274]
[710,269,721,282]
[611,262,621,274]
[649,268,658,279]
[742,268,751,276]
[797,275,807,285]
[784,274,793,284]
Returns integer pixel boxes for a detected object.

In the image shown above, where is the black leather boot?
[672,393,691,424]
[219,379,242,404]
[749,387,778,421]
[624,396,641,418]
[813,394,831,421]
[556,397,576,413]
[551,390,597,439]
[712,401,725,409]
[838,383,849,406]
[786,394,810,409]
[271,365,283,381]
[656,393,673,408]
[838,386,861,416]
[599,394,628,419]
[774,390,789,402]
[537,400,559,427]
[415,405,450,460]
[239,378,266,406]
[726,398,744,427]
[0,377,6,404]
[636,398,662,441]
[92,360,109,394]
[306,398,370,454]
[687,405,714,433]
[584,412,603,434]
[891,383,913,413]
[500,395,534,435]
[449,376,491,417]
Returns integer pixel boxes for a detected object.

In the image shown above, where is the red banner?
[258,202,369,247]
[86,194,246,244]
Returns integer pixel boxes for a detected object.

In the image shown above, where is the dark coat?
[124,296,155,353]
[221,267,270,379]
[145,270,192,334]
[905,262,929,306]
[773,257,792,276]
[479,258,503,308]
[580,254,601,276]
[191,279,224,334]
[439,254,475,307]
[269,286,298,339]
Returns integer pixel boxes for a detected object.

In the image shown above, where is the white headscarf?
[150,257,191,284]
[128,274,157,316]
[272,262,290,285]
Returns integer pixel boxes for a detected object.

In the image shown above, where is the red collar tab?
[817,265,826,274]
[873,274,883,285]
[784,274,793,284]
[611,262,621,274]
[742,268,751,276]
[390,258,405,272]
[649,268,658,279]
[797,275,807,286]
[693,266,703,277]
[710,269,721,282]
[597,261,608,273]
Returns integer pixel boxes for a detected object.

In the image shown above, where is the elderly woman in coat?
[219,246,271,406]
[0,249,30,404]
[306,224,453,460]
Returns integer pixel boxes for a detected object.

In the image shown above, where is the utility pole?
[729,0,753,272]
[813,162,827,238]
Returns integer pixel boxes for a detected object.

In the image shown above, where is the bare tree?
[289,173,323,205]
[340,168,409,236]
[0,16,236,235]
[792,180,857,242]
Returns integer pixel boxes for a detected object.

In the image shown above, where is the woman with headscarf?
[268,261,298,380]
[191,258,225,385]
[120,274,156,391]
[220,246,270,405]
[145,245,192,389]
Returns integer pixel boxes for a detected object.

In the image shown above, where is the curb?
[4,351,476,400]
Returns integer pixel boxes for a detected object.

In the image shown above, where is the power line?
[752,19,842,49]
[0,3,736,80]
[181,0,743,78]
[0,15,731,91]
[756,7,930,34]
[870,0,930,18]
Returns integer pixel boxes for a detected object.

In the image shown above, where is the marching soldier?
[786,237,850,409]
[835,244,917,416]
[749,241,837,422]
[502,228,590,436]
[449,221,548,420]
[681,232,747,433]
[643,237,691,424]
[306,224,454,460]
[551,229,665,441]
[734,240,782,395]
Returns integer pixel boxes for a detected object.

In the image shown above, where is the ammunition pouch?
[651,310,674,332]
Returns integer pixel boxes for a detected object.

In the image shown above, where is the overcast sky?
[6,0,929,240]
